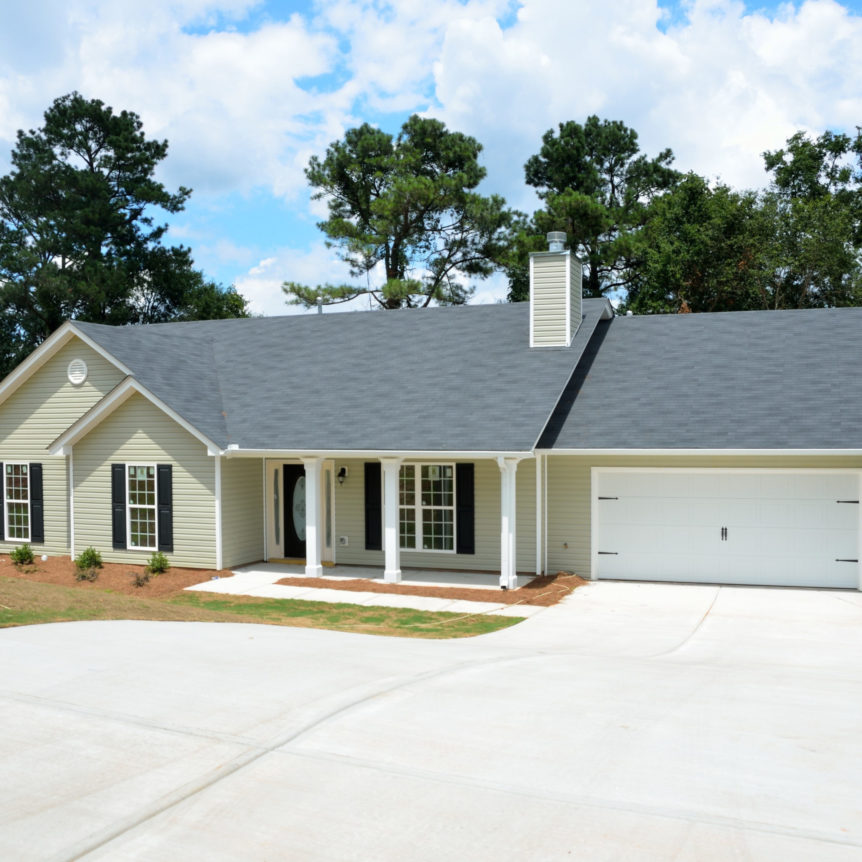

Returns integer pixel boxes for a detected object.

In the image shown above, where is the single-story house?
[1,234,860,590]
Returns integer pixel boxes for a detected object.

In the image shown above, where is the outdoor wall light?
[337,466,348,485]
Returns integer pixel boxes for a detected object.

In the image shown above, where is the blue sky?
[1,0,861,315]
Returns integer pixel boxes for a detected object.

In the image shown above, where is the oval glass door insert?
[292,476,306,540]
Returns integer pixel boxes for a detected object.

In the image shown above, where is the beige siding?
[545,453,862,578]
[0,337,124,556]
[569,256,582,336]
[221,457,264,568]
[331,457,538,575]
[531,253,568,346]
[73,394,217,568]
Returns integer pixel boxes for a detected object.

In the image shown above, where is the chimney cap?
[546,231,566,252]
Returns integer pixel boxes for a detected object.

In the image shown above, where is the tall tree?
[760,128,862,308]
[283,115,512,309]
[623,174,772,313]
[523,116,679,298]
[0,92,248,377]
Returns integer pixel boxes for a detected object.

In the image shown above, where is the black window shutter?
[111,464,126,550]
[157,464,173,553]
[29,463,44,544]
[456,463,475,555]
[0,462,4,542]
[364,462,382,551]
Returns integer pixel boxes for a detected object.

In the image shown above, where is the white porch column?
[498,457,520,589]
[380,457,403,583]
[302,457,323,578]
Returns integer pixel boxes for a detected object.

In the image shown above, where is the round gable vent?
[67,358,88,386]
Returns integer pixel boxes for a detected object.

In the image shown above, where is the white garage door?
[595,471,860,588]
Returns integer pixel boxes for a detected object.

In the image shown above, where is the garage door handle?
[835,558,858,563]
[597,551,618,555]
[836,500,859,504]
[721,527,728,541]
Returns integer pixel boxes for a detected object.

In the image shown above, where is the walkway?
[185,563,545,617]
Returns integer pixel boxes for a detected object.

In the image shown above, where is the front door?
[283,464,306,558]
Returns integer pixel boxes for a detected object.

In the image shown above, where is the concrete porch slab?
[184,564,544,618]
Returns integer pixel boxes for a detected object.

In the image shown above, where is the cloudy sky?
[1,0,861,315]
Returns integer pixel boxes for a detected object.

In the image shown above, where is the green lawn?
[0,576,522,639]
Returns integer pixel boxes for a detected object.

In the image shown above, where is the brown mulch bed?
[276,572,587,606]
[0,554,233,598]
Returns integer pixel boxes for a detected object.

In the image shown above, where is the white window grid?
[126,463,158,551]
[399,463,456,553]
[4,462,30,542]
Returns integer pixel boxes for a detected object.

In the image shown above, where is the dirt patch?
[0,554,233,598]
[275,572,587,606]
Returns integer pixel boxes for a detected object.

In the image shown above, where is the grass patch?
[0,577,522,639]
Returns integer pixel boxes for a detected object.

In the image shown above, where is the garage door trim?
[590,467,862,591]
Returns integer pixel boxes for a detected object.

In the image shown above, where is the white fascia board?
[537,448,862,456]
[50,376,221,456]
[223,448,535,460]
[0,322,132,408]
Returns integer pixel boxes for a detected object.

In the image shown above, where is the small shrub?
[75,567,98,582]
[132,570,150,588]
[75,547,103,571]
[10,544,34,565]
[145,551,169,575]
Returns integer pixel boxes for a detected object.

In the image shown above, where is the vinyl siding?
[530,253,568,346]
[569,257,582,337]
[73,393,217,568]
[545,453,862,578]
[331,457,538,575]
[0,337,124,555]
[221,457,264,568]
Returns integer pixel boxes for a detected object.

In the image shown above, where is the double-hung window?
[126,464,157,550]
[4,463,30,541]
[399,464,455,552]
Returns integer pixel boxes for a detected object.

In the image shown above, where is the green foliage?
[523,116,680,297]
[0,92,249,379]
[623,174,773,313]
[10,544,34,565]
[75,567,99,582]
[75,546,103,571]
[285,115,513,309]
[145,551,169,575]
[132,571,150,588]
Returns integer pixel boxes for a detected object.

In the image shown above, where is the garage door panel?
[595,471,859,589]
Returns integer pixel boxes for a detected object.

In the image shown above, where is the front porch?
[221,453,545,589]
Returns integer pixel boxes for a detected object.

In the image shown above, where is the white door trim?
[590,466,862,590]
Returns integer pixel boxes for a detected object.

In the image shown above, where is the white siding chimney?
[529,232,582,347]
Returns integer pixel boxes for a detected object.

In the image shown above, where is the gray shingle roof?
[74,300,609,453]
[539,306,862,450]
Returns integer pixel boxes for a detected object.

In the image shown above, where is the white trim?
[49,377,221,457]
[222,448,532,460]
[69,453,75,558]
[125,463,158,552]
[538,448,862,456]
[214,455,223,571]
[261,459,267,562]
[3,462,31,543]
[535,452,543,575]
[528,255,535,349]
[0,322,130,408]
[564,251,572,346]
[497,456,520,589]
[591,466,862,589]
[543,453,548,576]
[590,466,599,582]
[399,461,457,554]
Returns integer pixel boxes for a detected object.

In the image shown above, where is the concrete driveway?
[1,582,861,861]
